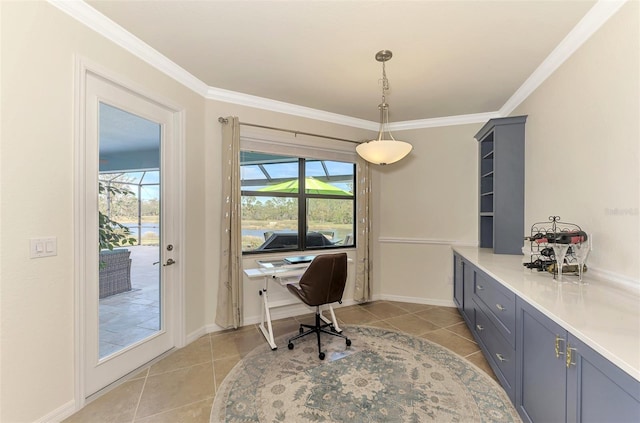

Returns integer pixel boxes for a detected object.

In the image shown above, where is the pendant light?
[356,50,413,165]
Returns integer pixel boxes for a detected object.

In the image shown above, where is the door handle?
[163,258,176,266]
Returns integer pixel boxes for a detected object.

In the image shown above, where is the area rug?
[211,325,521,422]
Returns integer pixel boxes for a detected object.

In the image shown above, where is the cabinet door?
[566,334,640,423]
[453,254,464,311]
[516,298,567,423]
[462,261,475,323]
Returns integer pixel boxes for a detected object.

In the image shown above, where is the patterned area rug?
[211,326,521,422]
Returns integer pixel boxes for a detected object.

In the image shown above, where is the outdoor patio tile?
[137,316,160,331]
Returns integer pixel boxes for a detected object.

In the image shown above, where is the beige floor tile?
[65,301,506,422]
[333,305,380,325]
[466,350,498,382]
[445,321,476,342]
[294,312,317,326]
[421,328,480,357]
[210,326,263,359]
[213,356,241,390]
[62,379,145,423]
[359,301,409,320]
[385,314,440,336]
[135,398,213,423]
[415,307,464,328]
[270,317,304,339]
[149,335,212,376]
[389,301,434,313]
[360,320,396,331]
[135,362,215,419]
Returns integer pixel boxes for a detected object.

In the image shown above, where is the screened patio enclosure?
[99,170,160,246]
[240,151,356,252]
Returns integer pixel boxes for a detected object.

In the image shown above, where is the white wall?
[375,124,480,305]
[513,0,639,283]
[0,2,207,422]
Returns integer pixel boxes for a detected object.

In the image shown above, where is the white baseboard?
[35,400,76,423]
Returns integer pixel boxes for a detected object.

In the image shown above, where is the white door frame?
[73,57,185,407]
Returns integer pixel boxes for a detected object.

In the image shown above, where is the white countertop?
[453,246,640,382]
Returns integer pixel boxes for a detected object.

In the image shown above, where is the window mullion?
[298,158,306,250]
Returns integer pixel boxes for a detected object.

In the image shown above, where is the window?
[241,151,355,253]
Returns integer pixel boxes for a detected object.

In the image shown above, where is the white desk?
[243,257,344,350]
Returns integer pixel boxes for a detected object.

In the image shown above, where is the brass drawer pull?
[555,335,565,358]
[495,353,507,362]
[566,344,577,368]
[496,304,506,311]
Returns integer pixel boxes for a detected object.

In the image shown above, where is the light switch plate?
[30,237,57,258]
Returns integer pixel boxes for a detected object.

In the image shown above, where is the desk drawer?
[474,304,516,402]
[474,270,515,346]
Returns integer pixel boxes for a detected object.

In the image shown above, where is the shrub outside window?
[241,152,355,253]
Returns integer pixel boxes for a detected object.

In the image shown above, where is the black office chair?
[286,253,351,360]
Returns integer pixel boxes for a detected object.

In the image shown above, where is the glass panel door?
[84,72,176,396]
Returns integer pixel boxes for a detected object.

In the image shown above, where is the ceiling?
[85,0,598,124]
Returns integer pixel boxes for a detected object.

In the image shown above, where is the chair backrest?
[297,253,348,306]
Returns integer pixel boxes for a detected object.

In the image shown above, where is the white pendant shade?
[356,139,413,165]
[357,50,413,166]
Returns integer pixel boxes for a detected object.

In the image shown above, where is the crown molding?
[500,0,628,116]
[50,0,625,131]
[48,0,210,97]
[207,87,378,131]
[388,111,502,131]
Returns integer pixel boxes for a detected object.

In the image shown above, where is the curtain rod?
[218,117,361,144]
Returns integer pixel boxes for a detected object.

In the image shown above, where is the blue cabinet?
[474,116,527,254]
[516,298,568,422]
[566,334,640,423]
[453,253,464,310]
[453,251,640,423]
[453,252,476,327]
[516,298,640,423]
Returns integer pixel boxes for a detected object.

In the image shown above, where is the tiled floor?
[100,246,160,357]
[64,301,498,423]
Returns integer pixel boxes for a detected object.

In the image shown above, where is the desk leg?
[258,286,278,350]
[320,305,342,333]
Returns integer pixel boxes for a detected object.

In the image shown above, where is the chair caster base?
[346,338,351,347]
[288,342,294,350]
[319,352,325,360]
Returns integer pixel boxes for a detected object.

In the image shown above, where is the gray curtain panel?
[215,117,243,329]
[354,158,372,302]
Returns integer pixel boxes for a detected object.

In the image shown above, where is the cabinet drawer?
[474,270,516,345]
[474,305,516,401]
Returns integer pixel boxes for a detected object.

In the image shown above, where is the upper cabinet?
[475,116,527,254]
